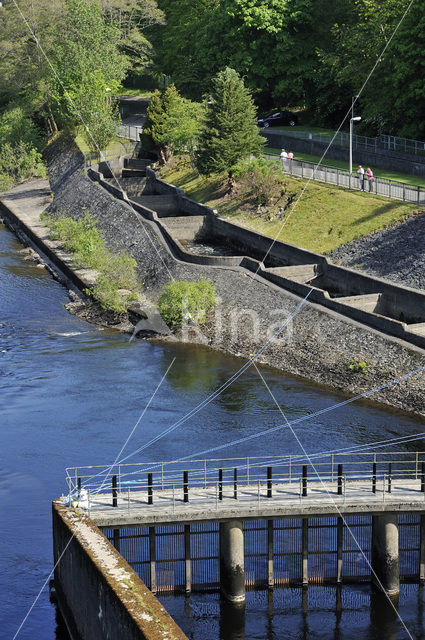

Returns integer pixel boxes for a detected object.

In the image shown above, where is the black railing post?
[267,466,273,498]
[337,464,343,496]
[421,462,425,493]
[183,471,189,503]
[372,463,377,494]
[148,473,153,505]
[388,463,392,493]
[234,468,238,500]
[302,465,308,497]
[77,477,81,493]
[112,474,118,507]
[219,469,223,501]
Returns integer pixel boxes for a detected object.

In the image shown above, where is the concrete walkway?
[1,178,51,220]
[0,179,98,288]
[80,477,425,528]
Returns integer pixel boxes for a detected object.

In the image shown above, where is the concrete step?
[122,168,146,178]
[124,158,150,170]
[132,195,178,215]
[162,216,207,241]
[337,293,381,313]
[265,264,318,284]
[407,322,425,336]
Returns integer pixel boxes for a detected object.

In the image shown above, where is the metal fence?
[66,451,425,497]
[267,128,425,157]
[117,123,143,142]
[380,134,425,156]
[101,513,421,592]
[265,153,425,204]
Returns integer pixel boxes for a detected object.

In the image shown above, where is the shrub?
[158,280,217,327]
[0,142,46,185]
[47,210,105,268]
[232,157,284,205]
[348,359,369,373]
[43,211,140,314]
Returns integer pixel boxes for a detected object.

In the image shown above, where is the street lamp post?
[349,116,362,177]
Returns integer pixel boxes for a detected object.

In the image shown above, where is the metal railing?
[266,128,425,157]
[65,451,425,500]
[264,153,425,203]
[117,123,143,142]
[380,134,425,156]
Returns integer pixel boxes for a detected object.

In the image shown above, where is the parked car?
[257,110,298,128]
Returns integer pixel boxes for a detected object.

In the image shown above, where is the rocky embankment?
[329,212,425,290]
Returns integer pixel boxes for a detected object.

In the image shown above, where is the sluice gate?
[102,514,424,595]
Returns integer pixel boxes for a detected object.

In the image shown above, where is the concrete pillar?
[219,520,245,603]
[371,514,399,595]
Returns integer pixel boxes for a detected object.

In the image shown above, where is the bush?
[232,157,284,206]
[47,210,105,268]
[158,280,217,327]
[0,142,46,185]
[0,107,44,149]
[42,211,140,314]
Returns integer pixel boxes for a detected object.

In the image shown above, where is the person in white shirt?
[357,165,365,191]
[280,149,288,166]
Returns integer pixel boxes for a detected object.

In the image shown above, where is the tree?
[142,85,203,163]
[98,0,165,73]
[196,67,264,181]
[49,0,128,149]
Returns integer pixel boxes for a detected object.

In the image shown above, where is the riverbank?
[29,135,425,416]
[0,179,168,336]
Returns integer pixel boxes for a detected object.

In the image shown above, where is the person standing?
[280,148,288,163]
[287,151,294,160]
[357,165,365,191]
[366,167,374,192]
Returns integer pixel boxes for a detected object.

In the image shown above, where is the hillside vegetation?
[160,160,419,254]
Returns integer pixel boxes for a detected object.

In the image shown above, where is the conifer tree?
[196,67,264,177]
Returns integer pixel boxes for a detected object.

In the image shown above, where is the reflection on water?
[1,221,425,640]
[160,584,425,640]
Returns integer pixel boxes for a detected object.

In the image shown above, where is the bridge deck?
[77,478,425,528]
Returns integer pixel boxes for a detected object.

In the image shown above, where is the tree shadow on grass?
[350,200,405,227]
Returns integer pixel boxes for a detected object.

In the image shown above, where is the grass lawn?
[75,134,134,158]
[265,146,425,187]
[161,161,420,254]
[116,88,155,98]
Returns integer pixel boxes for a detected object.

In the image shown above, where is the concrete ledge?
[52,502,188,640]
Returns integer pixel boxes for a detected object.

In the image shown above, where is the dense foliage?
[158,280,217,327]
[0,108,46,192]
[43,211,140,313]
[151,0,421,136]
[196,68,264,175]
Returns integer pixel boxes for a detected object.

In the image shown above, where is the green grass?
[268,124,338,136]
[116,88,155,98]
[160,161,420,254]
[75,134,134,159]
[265,147,425,187]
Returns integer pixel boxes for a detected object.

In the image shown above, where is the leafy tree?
[143,85,203,163]
[49,0,128,149]
[99,0,165,73]
[196,67,264,179]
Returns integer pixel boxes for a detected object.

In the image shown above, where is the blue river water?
[1,221,424,640]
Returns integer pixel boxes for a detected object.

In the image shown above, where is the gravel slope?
[329,213,425,290]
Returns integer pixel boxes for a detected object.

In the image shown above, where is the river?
[1,221,424,640]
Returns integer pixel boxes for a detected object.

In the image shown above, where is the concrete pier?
[219,520,245,603]
[371,514,400,595]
